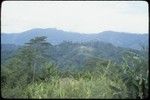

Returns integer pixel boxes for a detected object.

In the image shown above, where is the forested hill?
[1,36,148,99]
[1,28,148,50]
[1,41,145,69]
[1,44,21,64]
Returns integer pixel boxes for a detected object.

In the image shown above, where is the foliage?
[1,36,148,99]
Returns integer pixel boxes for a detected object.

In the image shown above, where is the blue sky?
[1,1,148,34]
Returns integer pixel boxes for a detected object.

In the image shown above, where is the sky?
[1,1,149,34]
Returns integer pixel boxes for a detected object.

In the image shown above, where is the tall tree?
[19,36,51,83]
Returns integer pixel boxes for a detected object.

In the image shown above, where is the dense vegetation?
[1,36,149,99]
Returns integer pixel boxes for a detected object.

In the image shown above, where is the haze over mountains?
[1,28,148,50]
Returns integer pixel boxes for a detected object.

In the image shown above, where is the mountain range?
[1,28,148,50]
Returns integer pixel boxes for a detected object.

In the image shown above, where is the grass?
[21,75,128,99]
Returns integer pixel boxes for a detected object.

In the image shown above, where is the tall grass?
[23,75,128,99]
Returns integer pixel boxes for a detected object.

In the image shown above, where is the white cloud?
[1,1,148,34]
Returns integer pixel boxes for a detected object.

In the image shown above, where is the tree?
[121,50,148,99]
[19,36,51,83]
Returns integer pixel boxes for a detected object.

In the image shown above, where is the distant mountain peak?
[1,28,148,50]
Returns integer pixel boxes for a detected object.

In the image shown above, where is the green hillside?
[1,36,148,99]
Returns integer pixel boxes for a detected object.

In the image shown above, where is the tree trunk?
[33,61,36,83]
